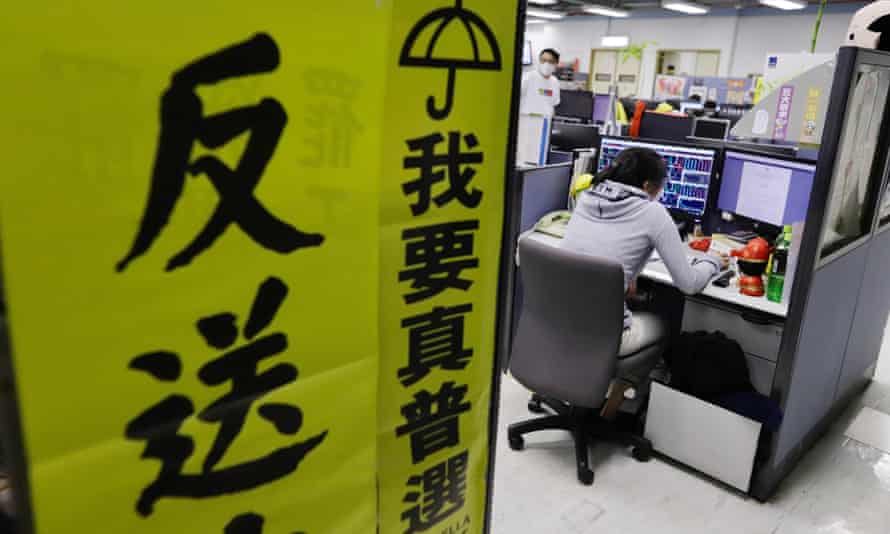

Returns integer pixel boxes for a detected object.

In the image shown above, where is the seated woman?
[560,147,726,380]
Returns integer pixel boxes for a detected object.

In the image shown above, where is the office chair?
[507,237,661,485]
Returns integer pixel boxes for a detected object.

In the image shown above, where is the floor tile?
[845,407,890,454]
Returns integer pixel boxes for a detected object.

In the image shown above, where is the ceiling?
[527,0,863,15]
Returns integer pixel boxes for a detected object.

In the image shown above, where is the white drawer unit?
[645,382,763,492]
[682,298,784,362]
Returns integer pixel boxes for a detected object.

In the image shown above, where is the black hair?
[689,94,702,102]
[594,147,667,191]
[539,48,560,62]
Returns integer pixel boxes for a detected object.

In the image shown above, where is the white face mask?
[538,62,555,77]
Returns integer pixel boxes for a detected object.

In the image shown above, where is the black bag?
[664,331,754,399]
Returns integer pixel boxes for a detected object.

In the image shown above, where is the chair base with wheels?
[508,393,653,485]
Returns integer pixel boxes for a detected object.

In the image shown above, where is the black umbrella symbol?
[400,0,503,120]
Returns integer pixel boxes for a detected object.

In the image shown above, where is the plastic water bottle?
[767,225,791,303]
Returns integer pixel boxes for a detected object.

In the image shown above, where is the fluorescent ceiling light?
[527,7,565,19]
[584,4,630,17]
[758,0,807,10]
[662,1,710,14]
[526,18,548,24]
[601,35,630,47]
[529,0,559,5]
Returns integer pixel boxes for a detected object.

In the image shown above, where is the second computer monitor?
[555,90,594,122]
[718,150,816,227]
[551,122,600,151]
[598,137,717,217]
[638,112,695,143]
[593,94,611,123]
[692,117,731,140]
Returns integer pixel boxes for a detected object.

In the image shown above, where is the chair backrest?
[510,236,625,408]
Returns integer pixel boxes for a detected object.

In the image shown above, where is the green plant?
[811,0,828,53]
[621,40,656,63]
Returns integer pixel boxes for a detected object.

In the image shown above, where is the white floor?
[491,322,890,534]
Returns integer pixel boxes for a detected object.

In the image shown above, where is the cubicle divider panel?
[836,226,890,402]
[498,169,525,370]
[772,245,869,465]
[507,164,573,363]
[767,47,879,470]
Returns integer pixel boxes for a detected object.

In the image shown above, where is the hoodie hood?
[577,180,652,220]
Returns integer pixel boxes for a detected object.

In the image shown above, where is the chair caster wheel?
[632,444,653,462]
[577,468,594,485]
[508,434,525,451]
[528,397,546,414]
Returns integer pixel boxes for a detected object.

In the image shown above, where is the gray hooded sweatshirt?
[560,180,721,328]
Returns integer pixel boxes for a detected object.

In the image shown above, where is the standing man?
[520,48,561,117]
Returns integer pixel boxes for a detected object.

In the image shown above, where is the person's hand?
[707,251,730,270]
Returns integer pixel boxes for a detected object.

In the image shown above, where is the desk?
[522,231,789,318]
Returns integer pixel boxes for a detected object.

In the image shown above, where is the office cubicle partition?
[751,47,890,500]
[498,163,573,369]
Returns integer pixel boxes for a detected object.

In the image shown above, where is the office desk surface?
[523,231,788,319]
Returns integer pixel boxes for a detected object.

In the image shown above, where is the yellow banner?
[0,4,386,532]
[378,2,518,534]
[0,1,519,533]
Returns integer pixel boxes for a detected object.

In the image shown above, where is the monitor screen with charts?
[718,151,816,227]
[598,137,717,217]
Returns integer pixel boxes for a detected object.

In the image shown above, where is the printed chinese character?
[224,512,304,534]
[399,304,473,386]
[301,69,363,168]
[401,450,469,534]
[395,382,471,463]
[117,33,324,273]
[125,277,327,516]
[402,132,483,216]
[399,221,479,304]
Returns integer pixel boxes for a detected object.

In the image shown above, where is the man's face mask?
[538,62,555,77]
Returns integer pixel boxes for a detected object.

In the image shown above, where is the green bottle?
[767,225,792,303]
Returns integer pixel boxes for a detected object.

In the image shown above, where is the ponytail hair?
[594,147,667,191]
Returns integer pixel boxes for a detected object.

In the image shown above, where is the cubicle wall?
[498,163,573,369]
[838,225,890,401]
[752,47,890,497]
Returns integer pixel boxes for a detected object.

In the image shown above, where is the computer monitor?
[555,90,594,122]
[517,163,574,233]
[692,117,731,140]
[598,137,717,217]
[718,150,816,227]
[680,102,704,114]
[550,122,600,151]
[592,94,611,123]
[638,111,695,143]
[547,150,573,164]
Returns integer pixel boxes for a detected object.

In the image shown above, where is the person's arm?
[553,81,560,108]
[651,209,720,295]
